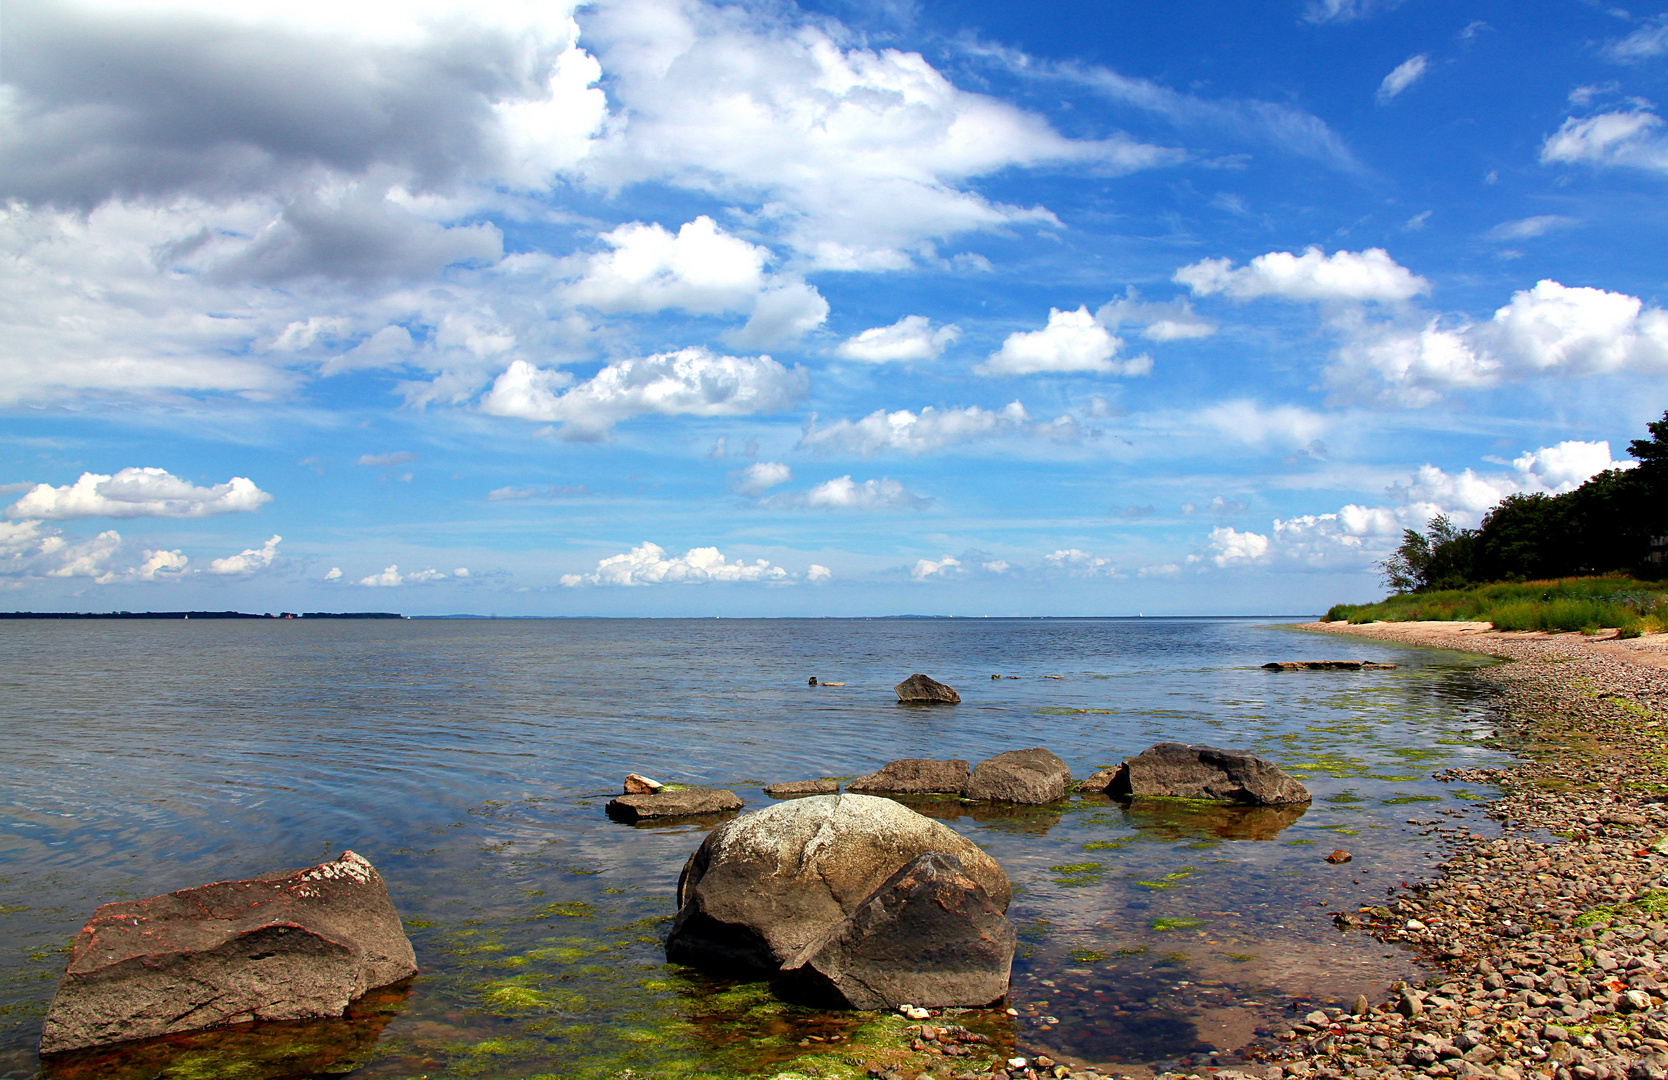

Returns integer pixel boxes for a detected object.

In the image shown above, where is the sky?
[3,0,1668,617]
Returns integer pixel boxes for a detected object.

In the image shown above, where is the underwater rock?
[763,779,839,797]
[847,758,971,796]
[39,851,417,1055]
[776,851,1016,1010]
[894,673,960,704]
[963,747,1071,804]
[606,787,743,821]
[1262,660,1396,671]
[622,773,663,794]
[665,793,1009,975]
[1108,742,1309,806]
[1326,848,1353,863]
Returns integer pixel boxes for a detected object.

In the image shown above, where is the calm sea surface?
[0,617,1511,1079]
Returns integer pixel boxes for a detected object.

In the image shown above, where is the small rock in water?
[894,673,960,704]
[623,773,663,794]
[606,787,743,822]
[808,676,818,685]
[1352,993,1369,1016]
[764,779,840,797]
[1325,848,1352,863]
[847,758,971,795]
[821,681,846,687]
[39,850,416,1054]
[964,747,1071,804]
[1108,742,1309,805]
[1075,768,1118,794]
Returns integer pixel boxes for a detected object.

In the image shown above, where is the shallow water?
[0,617,1511,1078]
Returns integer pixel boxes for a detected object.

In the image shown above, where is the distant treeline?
[1383,410,1668,593]
[0,611,405,620]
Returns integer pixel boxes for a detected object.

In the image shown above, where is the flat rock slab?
[607,788,743,821]
[764,780,839,797]
[39,851,417,1055]
[777,851,1015,1010]
[847,759,970,795]
[1263,660,1396,671]
[894,673,960,704]
[964,747,1071,804]
[665,794,1009,975]
[1109,742,1310,806]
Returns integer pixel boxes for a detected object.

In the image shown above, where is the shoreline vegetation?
[1323,578,1668,638]
[1207,619,1668,1080]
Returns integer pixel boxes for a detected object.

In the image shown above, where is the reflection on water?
[0,617,1509,1079]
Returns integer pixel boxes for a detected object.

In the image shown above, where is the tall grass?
[1324,576,1666,635]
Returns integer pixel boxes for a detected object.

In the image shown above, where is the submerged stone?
[39,851,417,1055]
[665,793,1009,975]
[776,851,1016,1010]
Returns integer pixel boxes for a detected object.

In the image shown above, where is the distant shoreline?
[0,611,405,620]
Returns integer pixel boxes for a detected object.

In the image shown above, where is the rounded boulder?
[665,794,1009,975]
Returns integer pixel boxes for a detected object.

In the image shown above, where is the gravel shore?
[874,623,1668,1080]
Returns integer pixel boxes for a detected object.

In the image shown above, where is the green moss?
[532,900,596,919]
[1151,917,1203,931]
[1069,949,1107,963]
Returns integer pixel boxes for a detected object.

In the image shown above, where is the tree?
[1379,514,1476,593]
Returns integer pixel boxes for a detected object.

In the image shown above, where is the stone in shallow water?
[894,673,960,704]
[964,747,1071,804]
[776,851,1016,1010]
[1108,742,1310,806]
[763,779,839,797]
[847,759,971,795]
[665,793,1009,975]
[39,851,416,1055]
[606,788,743,821]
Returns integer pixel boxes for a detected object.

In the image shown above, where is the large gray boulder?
[1108,742,1310,805]
[963,747,1071,804]
[39,851,416,1054]
[894,674,960,704]
[776,851,1016,1010]
[846,759,970,796]
[665,794,1009,975]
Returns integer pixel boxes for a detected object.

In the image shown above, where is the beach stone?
[894,673,960,704]
[777,852,1016,1010]
[39,851,416,1055]
[665,794,1009,975]
[623,773,662,794]
[847,759,971,796]
[1262,660,1397,671]
[606,787,743,821]
[1107,742,1310,806]
[764,780,839,797]
[964,748,1071,804]
[1075,768,1118,794]
[1326,849,1353,864]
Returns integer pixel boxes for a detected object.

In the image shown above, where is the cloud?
[324,566,342,580]
[1302,0,1401,23]
[1206,526,1270,567]
[807,563,832,582]
[732,461,793,496]
[1044,548,1115,576]
[209,534,281,575]
[7,468,272,520]
[978,306,1151,377]
[1541,110,1668,173]
[559,541,795,585]
[834,316,960,363]
[480,347,808,440]
[358,451,419,467]
[0,519,122,582]
[486,484,591,500]
[798,401,1082,456]
[1176,247,1429,304]
[581,0,1171,270]
[1196,400,1330,450]
[359,564,404,587]
[565,216,827,348]
[766,476,933,510]
[1096,293,1215,341]
[1376,55,1429,103]
[1330,279,1668,404]
[134,548,190,581]
[910,554,962,580]
[1486,216,1579,241]
[1606,16,1668,61]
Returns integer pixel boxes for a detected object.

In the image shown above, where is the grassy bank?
[1322,575,1668,635]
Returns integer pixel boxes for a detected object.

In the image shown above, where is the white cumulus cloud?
[1044,548,1115,576]
[767,476,933,510]
[209,535,281,575]
[1541,110,1668,174]
[1206,526,1270,567]
[134,549,190,581]
[360,565,404,587]
[1096,293,1216,341]
[834,316,961,363]
[560,542,795,585]
[732,461,793,496]
[910,554,962,580]
[807,563,832,582]
[979,306,1151,377]
[798,401,1082,456]
[480,348,808,440]
[1176,247,1430,304]
[6,468,272,520]
[1376,55,1429,103]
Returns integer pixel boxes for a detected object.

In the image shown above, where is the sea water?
[0,617,1510,1079]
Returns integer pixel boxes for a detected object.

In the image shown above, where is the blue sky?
[3,0,1667,615]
